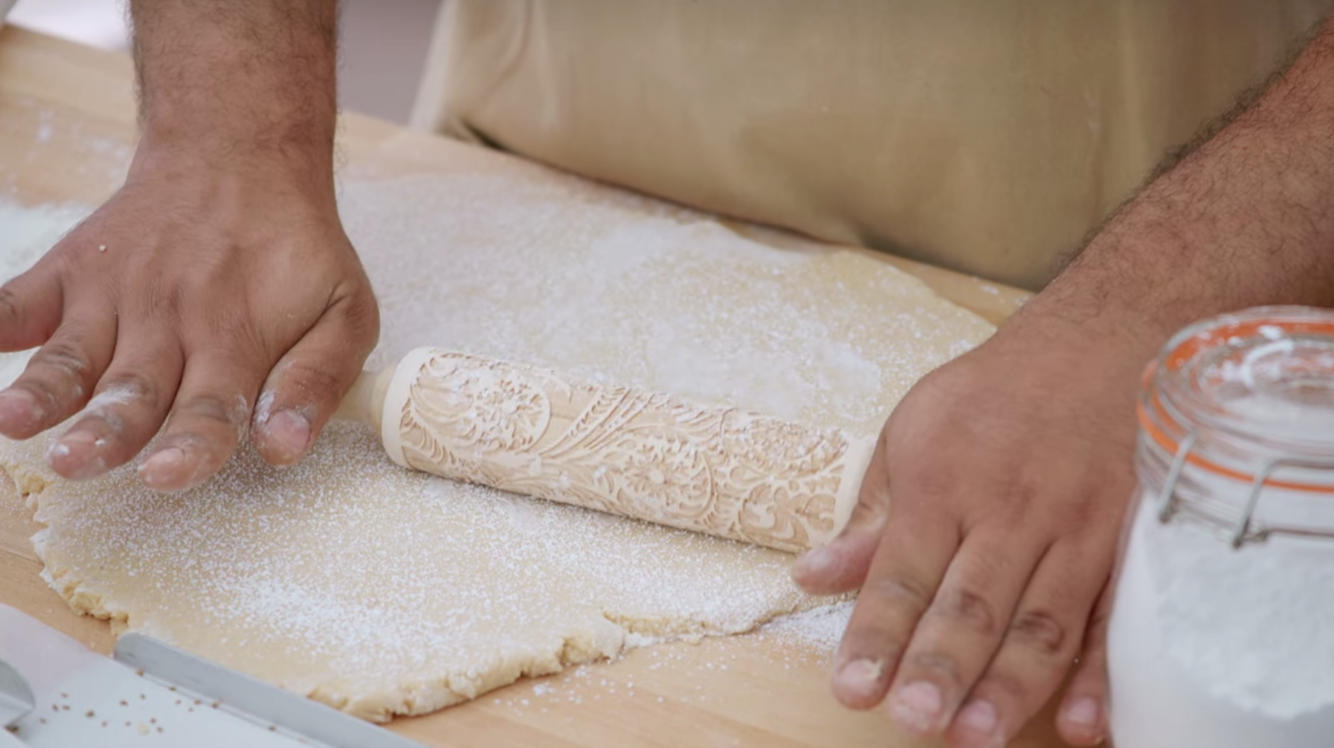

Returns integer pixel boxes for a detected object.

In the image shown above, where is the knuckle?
[25,340,95,408]
[974,668,1035,707]
[850,483,890,523]
[175,392,250,437]
[34,339,91,381]
[142,278,185,321]
[864,573,935,612]
[212,317,267,357]
[907,651,964,687]
[837,628,906,668]
[284,360,345,401]
[0,286,26,326]
[993,472,1043,519]
[49,244,86,276]
[344,287,380,331]
[1008,609,1068,657]
[895,464,958,506]
[932,586,1002,637]
[95,372,161,411]
[331,290,381,356]
[1082,598,1113,641]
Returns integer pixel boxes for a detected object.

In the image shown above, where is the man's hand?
[0,0,376,489]
[797,13,1334,748]
[793,313,1146,747]
[0,150,377,491]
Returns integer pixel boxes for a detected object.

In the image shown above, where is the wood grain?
[0,26,1060,748]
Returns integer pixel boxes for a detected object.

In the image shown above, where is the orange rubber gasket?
[1138,315,1334,494]
[1165,317,1334,370]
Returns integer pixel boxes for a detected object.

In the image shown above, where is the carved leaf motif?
[396,351,856,553]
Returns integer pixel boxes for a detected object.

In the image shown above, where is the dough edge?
[4,454,835,722]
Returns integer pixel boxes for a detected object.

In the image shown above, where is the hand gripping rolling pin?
[335,349,876,553]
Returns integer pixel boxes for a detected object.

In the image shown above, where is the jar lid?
[1139,307,1334,546]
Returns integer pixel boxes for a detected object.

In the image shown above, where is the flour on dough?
[0,156,993,721]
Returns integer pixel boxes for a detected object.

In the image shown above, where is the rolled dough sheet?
[0,156,994,721]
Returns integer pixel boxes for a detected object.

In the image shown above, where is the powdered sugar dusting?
[344,171,992,435]
[23,421,812,719]
[1,161,992,721]
[758,601,855,654]
[0,199,90,278]
[0,200,90,385]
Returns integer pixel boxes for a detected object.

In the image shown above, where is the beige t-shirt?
[411,1,1330,289]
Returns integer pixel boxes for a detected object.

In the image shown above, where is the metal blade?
[113,634,429,748]
[0,660,33,728]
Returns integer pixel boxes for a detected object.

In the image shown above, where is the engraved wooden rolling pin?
[334,349,876,553]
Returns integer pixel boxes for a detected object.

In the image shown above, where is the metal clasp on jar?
[1156,431,1334,548]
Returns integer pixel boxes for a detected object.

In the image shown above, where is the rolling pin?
[334,349,876,553]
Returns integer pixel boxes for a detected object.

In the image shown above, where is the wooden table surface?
[0,26,1060,748]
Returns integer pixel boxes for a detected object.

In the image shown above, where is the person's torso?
[413,0,1331,289]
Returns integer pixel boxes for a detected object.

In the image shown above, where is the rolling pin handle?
[335,366,397,433]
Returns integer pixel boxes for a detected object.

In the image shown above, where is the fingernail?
[834,659,884,699]
[956,698,1000,737]
[792,546,836,579]
[262,409,311,464]
[48,430,109,480]
[1064,696,1101,729]
[0,389,41,432]
[139,447,187,490]
[887,681,944,734]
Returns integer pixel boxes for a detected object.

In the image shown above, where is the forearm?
[1019,16,1334,350]
[127,0,339,185]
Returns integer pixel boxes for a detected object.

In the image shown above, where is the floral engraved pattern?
[396,351,858,553]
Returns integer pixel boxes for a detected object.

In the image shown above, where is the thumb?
[791,429,891,594]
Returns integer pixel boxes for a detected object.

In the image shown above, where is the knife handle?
[343,348,874,553]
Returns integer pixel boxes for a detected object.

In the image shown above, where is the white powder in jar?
[1108,486,1334,748]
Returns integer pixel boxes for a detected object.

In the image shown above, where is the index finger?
[831,504,958,711]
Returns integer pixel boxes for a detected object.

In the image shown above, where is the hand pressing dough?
[0,152,994,721]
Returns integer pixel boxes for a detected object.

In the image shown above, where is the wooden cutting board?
[0,26,1060,748]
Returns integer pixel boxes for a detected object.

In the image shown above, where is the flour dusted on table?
[759,601,855,654]
[0,155,993,722]
[0,199,89,276]
[347,167,988,434]
[0,199,90,393]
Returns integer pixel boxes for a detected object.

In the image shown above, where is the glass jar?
[1107,306,1334,748]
